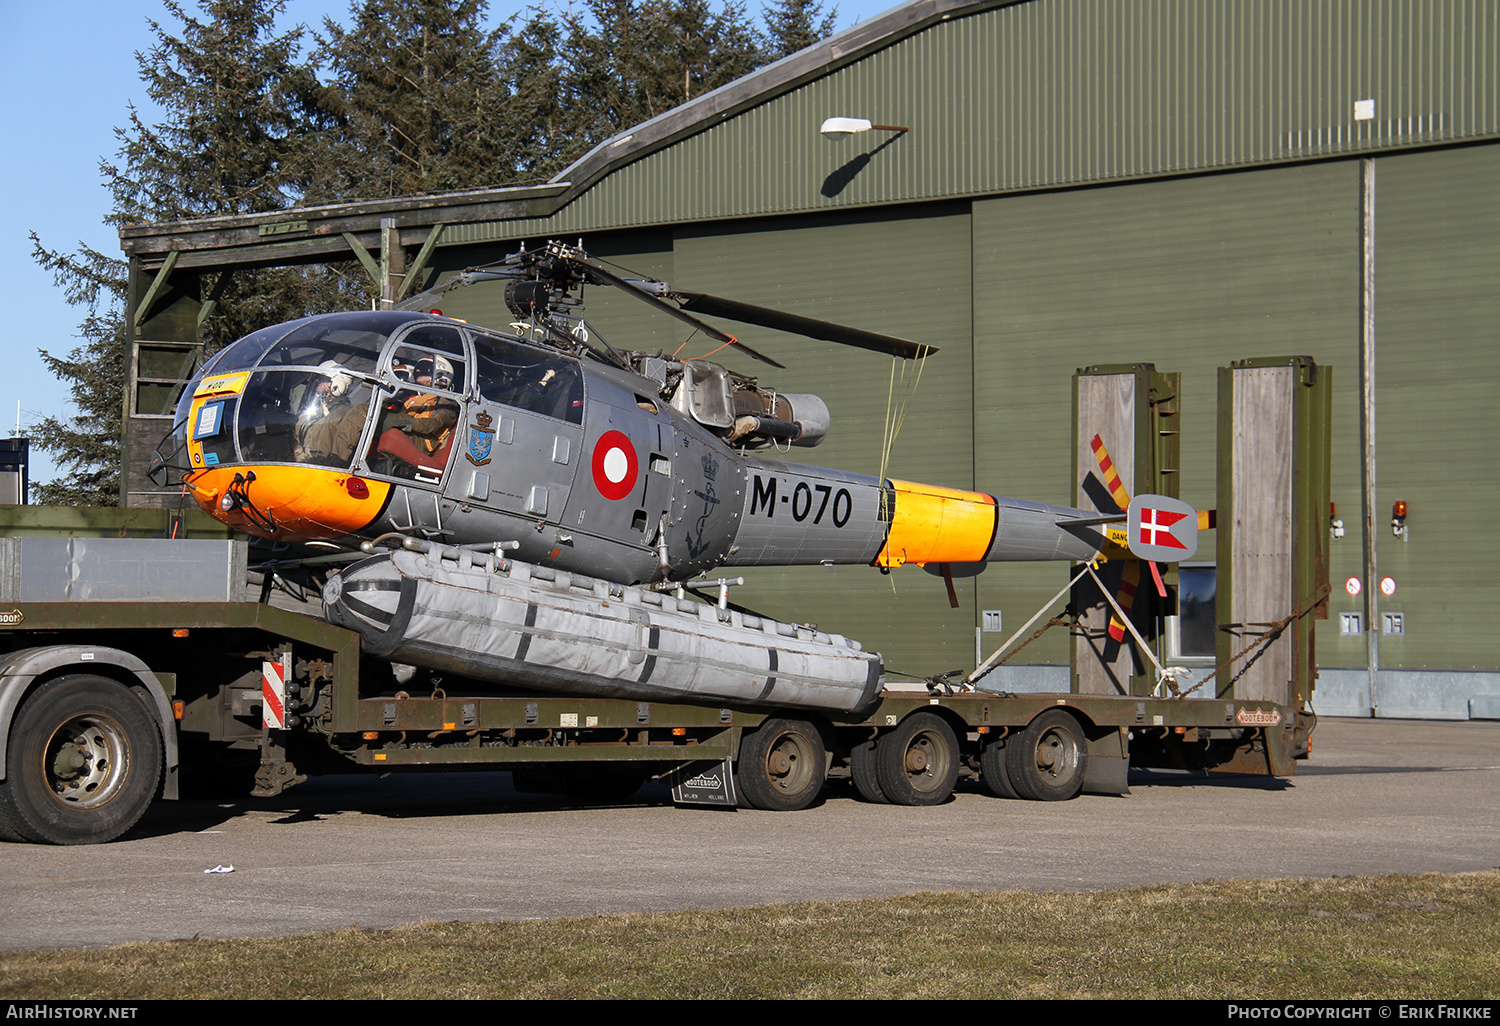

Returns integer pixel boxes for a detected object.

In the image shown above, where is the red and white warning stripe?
[262,658,287,729]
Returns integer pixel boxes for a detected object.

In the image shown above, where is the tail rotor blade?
[1107,560,1141,643]
[1089,434,1133,513]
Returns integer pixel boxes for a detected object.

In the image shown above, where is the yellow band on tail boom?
[873,480,998,568]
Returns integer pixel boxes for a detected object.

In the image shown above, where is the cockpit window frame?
[468,325,586,425]
[350,320,476,485]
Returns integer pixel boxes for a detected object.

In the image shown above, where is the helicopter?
[151,240,1194,593]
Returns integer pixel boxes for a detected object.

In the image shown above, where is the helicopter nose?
[187,465,391,540]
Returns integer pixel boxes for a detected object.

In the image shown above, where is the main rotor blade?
[397,268,518,312]
[675,292,938,360]
[571,259,786,368]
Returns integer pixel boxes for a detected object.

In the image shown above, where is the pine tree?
[762,0,837,61]
[492,6,569,182]
[32,0,333,504]
[27,241,130,507]
[110,0,358,342]
[560,0,764,148]
[108,0,326,223]
[315,0,510,199]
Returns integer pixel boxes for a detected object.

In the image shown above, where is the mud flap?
[667,759,739,807]
[1083,727,1131,796]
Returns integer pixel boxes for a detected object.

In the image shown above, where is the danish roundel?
[591,431,638,501]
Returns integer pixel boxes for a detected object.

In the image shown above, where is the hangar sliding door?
[1367,144,1500,678]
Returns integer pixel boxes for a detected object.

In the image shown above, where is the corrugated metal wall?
[445,0,1499,245]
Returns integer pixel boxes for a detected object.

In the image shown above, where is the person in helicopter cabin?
[295,361,369,466]
[375,355,462,471]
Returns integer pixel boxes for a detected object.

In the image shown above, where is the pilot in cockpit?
[295,361,369,466]
[374,355,461,472]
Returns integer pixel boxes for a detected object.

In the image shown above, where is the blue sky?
[0,0,897,489]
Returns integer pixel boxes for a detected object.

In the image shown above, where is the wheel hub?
[1035,732,1070,777]
[44,717,129,809]
[905,743,930,773]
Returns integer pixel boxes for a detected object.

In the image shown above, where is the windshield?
[158,311,492,481]
[237,368,378,469]
[185,312,447,473]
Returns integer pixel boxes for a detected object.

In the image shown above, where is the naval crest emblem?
[466,410,495,466]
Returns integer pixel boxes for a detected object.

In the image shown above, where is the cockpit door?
[445,330,586,524]
[443,401,582,524]
[355,322,471,484]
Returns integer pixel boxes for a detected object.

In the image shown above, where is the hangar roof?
[120,0,995,270]
[121,0,1499,272]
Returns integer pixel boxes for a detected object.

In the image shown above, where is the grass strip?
[2,872,1496,1000]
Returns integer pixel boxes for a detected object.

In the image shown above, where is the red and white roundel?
[591,431,638,500]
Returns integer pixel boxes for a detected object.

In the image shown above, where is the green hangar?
[121,0,1500,719]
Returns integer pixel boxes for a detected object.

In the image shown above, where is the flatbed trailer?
[0,531,1308,844]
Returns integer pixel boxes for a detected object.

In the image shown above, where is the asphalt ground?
[0,716,1496,950]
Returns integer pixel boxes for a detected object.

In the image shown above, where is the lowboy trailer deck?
[0,528,1309,845]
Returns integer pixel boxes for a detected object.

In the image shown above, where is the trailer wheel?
[849,737,890,804]
[737,718,825,811]
[875,712,959,806]
[1006,709,1087,802]
[980,738,1021,800]
[0,675,162,845]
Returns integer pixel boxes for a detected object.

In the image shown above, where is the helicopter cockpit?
[153,309,587,541]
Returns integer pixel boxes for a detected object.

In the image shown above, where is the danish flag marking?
[1137,506,1189,550]
[1125,494,1198,562]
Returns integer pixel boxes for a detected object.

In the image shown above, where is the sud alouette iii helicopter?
[151,240,1196,711]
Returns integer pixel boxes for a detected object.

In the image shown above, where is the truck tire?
[849,736,890,804]
[980,738,1021,799]
[874,711,959,806]
[0,675,162,845]
[737,718,825,811]
[1005,709,1087,802]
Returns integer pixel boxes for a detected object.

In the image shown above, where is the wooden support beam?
[379,218,404,308]
[343,232,381,287]
[398,223,446,302]
[132,250,179,327]
[196,270,233,330]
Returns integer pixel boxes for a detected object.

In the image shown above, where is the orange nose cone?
[186,465,391,541]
